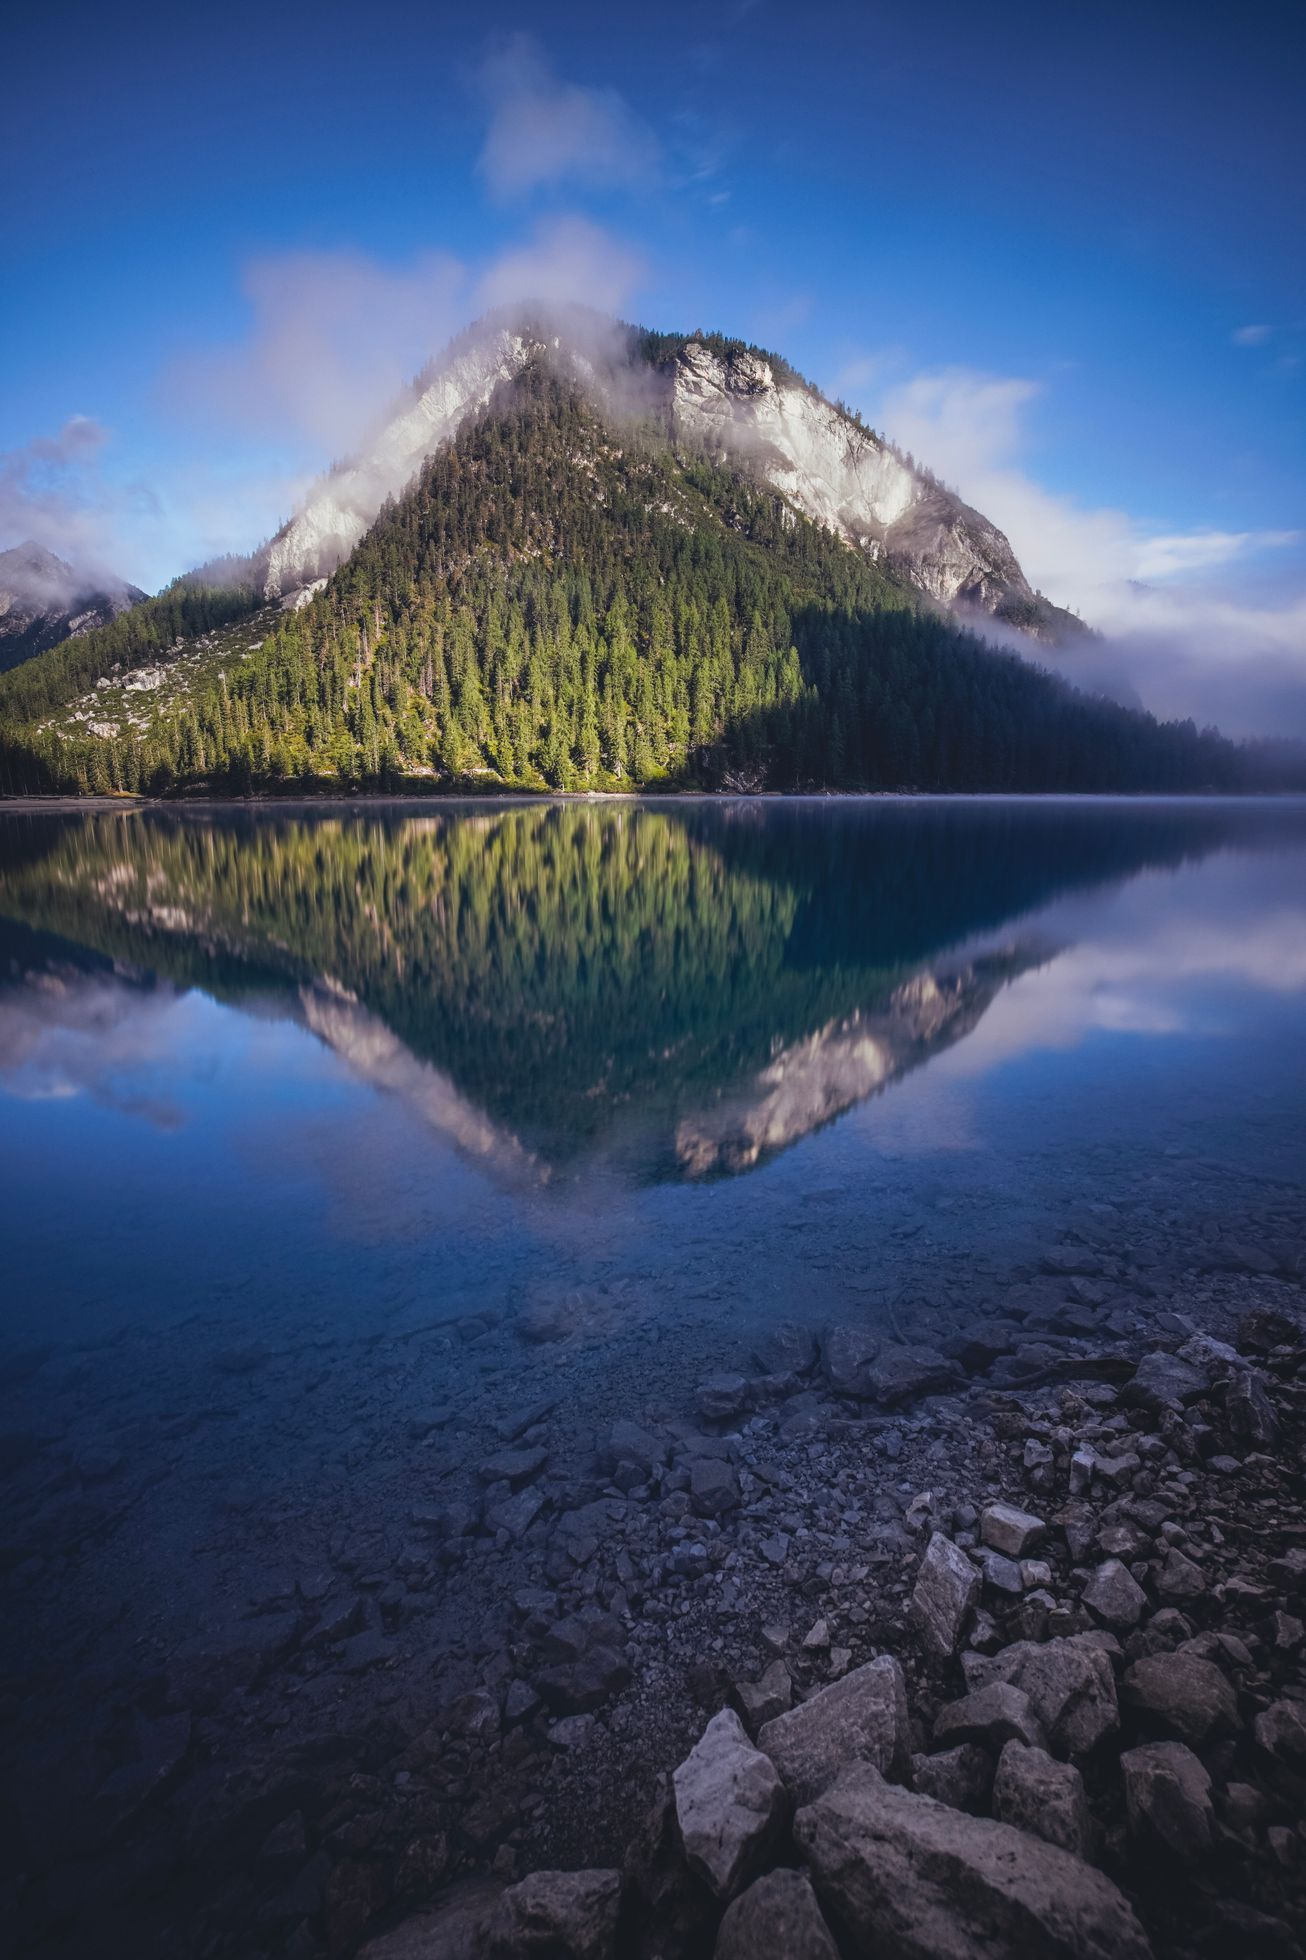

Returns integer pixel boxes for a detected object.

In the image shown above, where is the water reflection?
[1,799,1303,1186]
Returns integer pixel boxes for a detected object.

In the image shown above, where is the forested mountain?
[0,345,1257,796]
[0,542,146,674]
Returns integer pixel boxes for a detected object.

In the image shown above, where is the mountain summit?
[258,312,1078,643]
[0,316,1246,797]
[0,542,145,673]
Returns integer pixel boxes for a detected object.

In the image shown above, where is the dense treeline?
[0,363,1254,796]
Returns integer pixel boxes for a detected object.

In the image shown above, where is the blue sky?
[3,0,1304,724]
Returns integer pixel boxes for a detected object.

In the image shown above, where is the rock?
[1121,1654,1240,1748]
[1082,1559,1149,1631]
[1253,1699,1306,1767]
[1226,1370,1281,1448]
[912,1533,981,1659]
[715,1867,839,1959]
[1121,1352,1209,1411]
[820,1325,881,1398]
[910,1743,993,1814]
[735,1660,792,1730]
[758,1654,910,1805]
[695,1375,753,1422]
[672,1709,788,1901]
[965,1635,1119,1759]
[606,1421,668,1474]
[689,1457,740,1517]
[1156,1547,1206,1601]
[485,1488,545,1540]
[1237,1304,1302,1352]
[1121,1742,1213,1863]
[752,1324,820,1378]
[981,1501,1047,1558]
[535,1648,632,1715]
[478,1446,548,1486]
[484,1868,621,1959]
[977,1548,1025,1596]
[934,1683,1047,1753]
[795,1768,1152,1959]
[992,1741,1093,1859]
[167,1612,301,1709]
[864,1343,959,1404]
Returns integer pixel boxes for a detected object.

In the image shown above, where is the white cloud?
[0,416,158,580]
[477,35,659,200]
[1233,324,1272,347]
[475,215,645,317]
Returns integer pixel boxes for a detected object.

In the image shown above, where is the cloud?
[1233,324,1272,347]
[475,215,646,318]
[0,415,160,581]
[477,35,660,200]
[165,248,468,456]
[863,361,1306,734]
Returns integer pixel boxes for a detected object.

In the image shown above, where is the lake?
[3,795,1306,1956]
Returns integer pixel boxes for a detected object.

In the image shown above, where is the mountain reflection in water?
[1,798,1302,1191]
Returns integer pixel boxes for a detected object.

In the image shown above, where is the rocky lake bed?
[5,1209,1306,1960]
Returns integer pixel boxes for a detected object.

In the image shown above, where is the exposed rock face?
[256,315,1077,640]
[672,1709,788,1900]
[757,1655,910,1804]
[795,1767,1153,1959]
[0,541,145,672]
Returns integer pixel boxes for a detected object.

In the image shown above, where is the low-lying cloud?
[0,415,158,584]
[862,361,1306,735]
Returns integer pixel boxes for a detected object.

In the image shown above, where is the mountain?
[0,314,1254,797]
[0,541,146,673]
[257,315,1081,642]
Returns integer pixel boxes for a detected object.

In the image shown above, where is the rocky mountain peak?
[0,541,146,673]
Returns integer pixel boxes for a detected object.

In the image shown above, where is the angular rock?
[1121,1352,1209,1411]
[689,1457,741,1518]
[758,1654,910,1805]
[965,1635,1119,1759]
[478,1446,548,1486]
[735,1660,792,1731]
[484,1869,621,1960]
[864,1343,959,1404]
[714,1867,839,1960]
[1253,1699,1306,1767]
[993,1741,1093,1859]
[912,1533,981,1659]
[695,1375,754,1422]
[1157,1547,1206,1602]
[820,1325,881,1398]
[1122,1742,1213,1863]
[934,1683,1047,1753]
[981,1502,1047,1558]
[1082,1559,1149,1631]
[606,1421,669,1475]
[1226,1368,1281,1448]
[910,1743,993,1815]
[752,1324,820,1378]
[1122,1654,1240,1748]
[795,1768,1152,1959]
[485,1488,544,1540]
[672,1709,788,1901]
[535,1648,631,1715]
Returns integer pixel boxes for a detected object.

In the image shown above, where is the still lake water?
[1,796,1305,1948]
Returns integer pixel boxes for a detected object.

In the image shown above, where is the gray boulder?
[689,1457,741,1517]
[981,1502,1047,1558]
[1121,1352,1210,1411]
[714,1868,839,1959]
[758,1654,910,1805]
[934,1683,1047,1753]
[911,1743,993,1815]
[993,1741,1094,1859]
[673,1709,788,1900]
[964,1636,1119,1759]
[1253,1699,1306,1767]
[1121,1654,1240,1748]
[795,1767,1153,1959]
[820,1325,881,1397]
[1082,1559,1149,1631]
[912,1533,981,1659]
[1121,1742,1213,1863]
[484,1870,621,1959]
